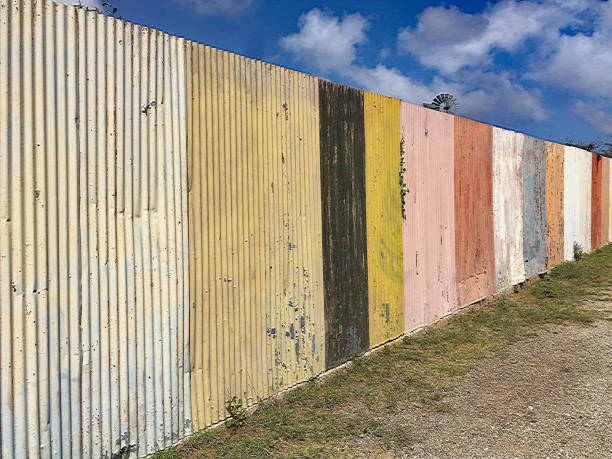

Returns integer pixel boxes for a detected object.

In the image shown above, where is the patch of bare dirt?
[354,299,612,458]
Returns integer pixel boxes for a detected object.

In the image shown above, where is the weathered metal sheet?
[364,92,404,347]
[186,44,325,430]
[319,81,369,368]
[0,1,191,457]
[603,158,610,246]
[454,118,496,307]
[564,146,592,260]
[523,137,548,278]
[492,128,525,291]
[591,155,604,249]
[545,142,565,268]
[400,103,456,331]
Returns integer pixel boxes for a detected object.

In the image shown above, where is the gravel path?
[357,298,612,458]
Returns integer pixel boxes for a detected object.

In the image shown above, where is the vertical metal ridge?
[564,146,592,260]
[363,92,404,348]
[492,128,525,291]
[1,1,190,456]
[188,47,325,430]
[545,142,565,268]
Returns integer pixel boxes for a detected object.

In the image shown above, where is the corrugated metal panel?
[603,157,610,246]
[319,81,369,369]
[523,137,548,278]
[609,159,612,243]
[564,146,592,260]
[0,1,191,457]
[545,142,565,268]
[492,128,525,291]
[186,43,325,430]
[591,155,603,249]
[400,103,456,331]
[453,118,495,307]
[364,92,404,347]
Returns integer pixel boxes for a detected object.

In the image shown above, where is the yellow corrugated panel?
[0,1,191,457]
[187,44,325,430]
[363,92,404,347]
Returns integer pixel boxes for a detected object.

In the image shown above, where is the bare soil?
[353,298,612,458]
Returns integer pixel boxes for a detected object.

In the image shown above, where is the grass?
[154,245,612,458]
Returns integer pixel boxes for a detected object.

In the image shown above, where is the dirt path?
[363,298,612,458]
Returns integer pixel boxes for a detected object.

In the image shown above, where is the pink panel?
[401,103,457,331]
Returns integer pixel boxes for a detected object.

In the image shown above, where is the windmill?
[423,93,459,114]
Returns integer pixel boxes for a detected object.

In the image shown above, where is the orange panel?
[545,142,565,268]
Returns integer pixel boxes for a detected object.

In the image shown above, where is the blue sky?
[59,0,612,144]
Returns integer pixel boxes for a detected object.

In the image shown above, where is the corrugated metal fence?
[1,1,609,456]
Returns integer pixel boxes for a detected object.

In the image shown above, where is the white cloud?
[177,0,254,16]
[50,0,102,8]
[536,2,612,101]
[279,7,548,124]
[438,72,550,124]
[280,9,368,74]
[574,101,612,135]
[398,1,585,74]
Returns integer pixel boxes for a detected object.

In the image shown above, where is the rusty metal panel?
[400,103,456,331]
[0,1,191,457]
[523,136,548,278]
[453,118,495,308]
[492,128,525,291]
[603,157,608,245]
[545,142,565,268]
[564,146,592,259]
[186,44,325,430]
[363,92,404,347]
[591,155,604,249]
[319,81,369,369]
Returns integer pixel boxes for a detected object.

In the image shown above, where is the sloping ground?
[155,246,612,459]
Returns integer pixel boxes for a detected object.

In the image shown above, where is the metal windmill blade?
[423,93,459,114]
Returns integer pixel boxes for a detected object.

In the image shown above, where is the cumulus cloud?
[280,9,368,74]
[398,0,585,74]
[574,101,612,135]
[279,7,549,124]
[536,1,612,100]
[178,0,254,16]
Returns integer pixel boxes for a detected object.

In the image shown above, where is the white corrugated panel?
[0,1,190,457]
[492,128,525,291]
[564,146,592,260]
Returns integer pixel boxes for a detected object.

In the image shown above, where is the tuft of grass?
[153,245,612,458]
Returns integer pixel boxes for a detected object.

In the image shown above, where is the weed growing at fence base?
[154,245,611,458]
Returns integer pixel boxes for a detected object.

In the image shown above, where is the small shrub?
[573,242,584,261]
[225,396,247,428]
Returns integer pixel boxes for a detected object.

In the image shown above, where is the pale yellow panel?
[187,45,325,430]
[363,92,405,347]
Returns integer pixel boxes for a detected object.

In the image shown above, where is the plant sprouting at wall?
[225,396,247,428]
[573,242,584,261]
[400,138,409,220]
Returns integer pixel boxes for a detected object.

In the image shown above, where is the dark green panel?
[319,81,369,369]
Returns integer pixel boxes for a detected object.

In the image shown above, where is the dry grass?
[153,245,612,458]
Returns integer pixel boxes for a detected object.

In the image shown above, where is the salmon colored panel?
[591,155,603,250]
[364,92,404,347]
[454,118,495,308]
[545,142,565,268]
[602,158,610,245]
[400,103,457,332]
